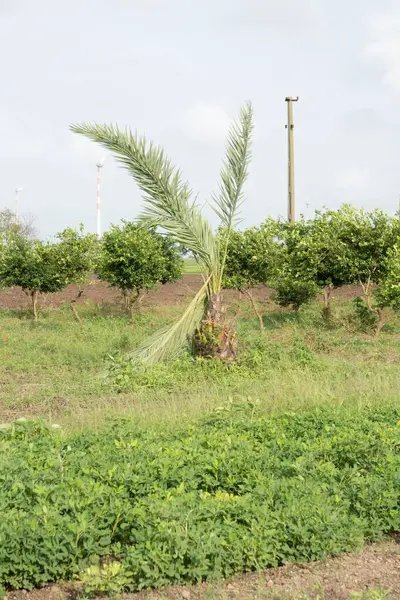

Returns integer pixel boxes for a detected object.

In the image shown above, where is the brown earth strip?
[0,276,363,310]
[6,539,400,600]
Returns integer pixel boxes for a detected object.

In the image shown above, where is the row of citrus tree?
[0,221,183,321]
[1,205,400,333]
[223,204,400,335]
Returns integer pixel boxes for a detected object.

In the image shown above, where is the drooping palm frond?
[128,278,209,364]
[70,123,216,273]
[71,104,253,364]
[212,102,253,231]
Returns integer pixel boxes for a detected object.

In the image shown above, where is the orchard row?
[1,205,399,333]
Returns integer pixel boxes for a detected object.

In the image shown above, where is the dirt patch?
[0,277,363,311]
[6,539,400,600]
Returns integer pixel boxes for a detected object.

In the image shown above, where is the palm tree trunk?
[194,292,237,360]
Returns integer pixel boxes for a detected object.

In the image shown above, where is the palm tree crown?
[70,103,253,362]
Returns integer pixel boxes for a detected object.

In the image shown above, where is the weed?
[77,558,131,598]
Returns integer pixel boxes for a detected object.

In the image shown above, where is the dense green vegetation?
[1,404,400,592]
[223,207,400,333]
[95,221,183,319]
[0,227,96,321]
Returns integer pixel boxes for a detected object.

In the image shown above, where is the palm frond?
[212,102,253,231]
[128,279,209,364]
[70,123,216,272]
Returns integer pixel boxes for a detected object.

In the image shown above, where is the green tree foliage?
[96,221,183,319]
[272,207,399,320]
[0,236,65,320]
[270,219,320,313]
[71,103,253,362]
[363,244,400,336]
[223,219,279,328]
[376,244,400,311]
[271,271,319,312]
[54,226,97,288]
[0,227,96,321]
[333,206,396,285]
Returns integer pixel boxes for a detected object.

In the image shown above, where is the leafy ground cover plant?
[1,404,400,592]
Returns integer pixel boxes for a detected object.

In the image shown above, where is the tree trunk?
[375,307,385,337]
[31,291,39,322]
[194,293,237,360]
[207,292,224,324]
[360,278,373,310]
[245,289,264,330]
[322,283,333,321]
[129,300,135,324]
[122,289,130,311]
[71,289,83,324]
[129,290,142,323]
[136,290,145,312]
[71,302,82,324]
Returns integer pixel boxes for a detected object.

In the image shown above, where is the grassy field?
[1,295,400,430]
[183,257,201,274]
[1,294,400,598]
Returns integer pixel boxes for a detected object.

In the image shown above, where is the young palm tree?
[71,103,253,363]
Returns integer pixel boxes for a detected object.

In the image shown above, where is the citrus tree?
[0,235,65,320]
[96,221,182,320]
[280,210,356,319]
[270,219,320,313]
[222,219,279,329]
[0,227,97,321]
[331,206,396,302]
[365,244,400,336]
[71,103,253,362]
[271,207,395,320]
[54,226,98,321]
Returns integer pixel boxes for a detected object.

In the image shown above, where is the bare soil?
[0,276,363,310]
[6,538,400,599]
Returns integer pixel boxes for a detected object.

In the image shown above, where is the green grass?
[0,297,400,430]
[183,257,201,273]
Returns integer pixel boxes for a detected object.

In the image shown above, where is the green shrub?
[1,406,400,591]
[0,227,96,321]
[352,297,378,332]
[96,221,183,319]
[272,275,319,311]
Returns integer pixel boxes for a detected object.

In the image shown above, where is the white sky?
[1,0,400,237]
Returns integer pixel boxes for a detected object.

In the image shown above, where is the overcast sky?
[1,0,400,238]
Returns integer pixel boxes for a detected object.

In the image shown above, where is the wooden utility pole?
[285,96,299,223]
